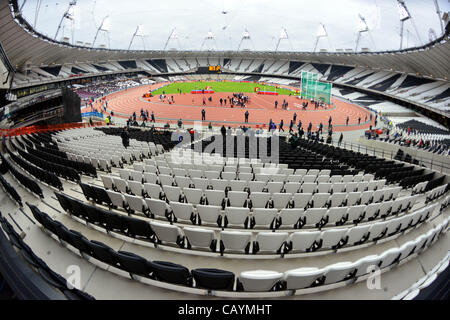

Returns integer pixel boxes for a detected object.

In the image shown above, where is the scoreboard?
[197,66,222,74]
[208,65,221,72]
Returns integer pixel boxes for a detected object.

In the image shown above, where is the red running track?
[84,83,375,131]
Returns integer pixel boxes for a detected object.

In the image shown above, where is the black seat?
[104,212,126,233]
[91,185,112,206]
[67,229,91,253]
[88,240,118,266]
[80,183,97,202]
[68,199,87,219]
[85,205,106,226]
[121,215,153,240]
[52,220,72,244]
[54,192,72,213]
[191,268,235,291]
[115,251,151,278]
[149,260,192,286]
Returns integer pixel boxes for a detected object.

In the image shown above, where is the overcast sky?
[19,0,450,52]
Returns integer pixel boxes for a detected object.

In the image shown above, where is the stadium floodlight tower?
[397,0,423,50]
[313,23,330,52]
[355,14,376,52]
[433,0,445,35]
[128,25,146,50]
[237,28,254,51]
[54,1,77,43]
[200,30,217,51]
[275,27,293,51]
[163,28,182,50]
[92,15,111,49]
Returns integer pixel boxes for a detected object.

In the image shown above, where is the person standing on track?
[279,119,284,132]
[244,110,249,123]
[151,111,155,123]
[275,101,278,109]
[293,113,297,122]
[346,116,349,126]
[202,109,206,121]
[289,120,294,133]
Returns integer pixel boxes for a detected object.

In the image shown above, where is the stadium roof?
[1,0,449,81]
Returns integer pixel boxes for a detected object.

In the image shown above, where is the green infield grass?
[151,81,296,95]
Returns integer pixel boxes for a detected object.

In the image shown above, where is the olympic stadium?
[0,0,449,304]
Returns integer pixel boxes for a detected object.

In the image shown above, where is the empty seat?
[170,201,196,224]
[204,190,226,207]
[227,191,248,207]
[353,255,380,278]
[197,205,223,227]
[144,183,164,199]
[247,181,266,193]
[229,180,247,192]
[149,260,192,286]
[322,262,356,285]
[378,247,401,269]
[238,270,283,292]
[113,178,128,194]
[267,182,283,194]
[301,183,316,194]
[183,188,203,205]
[100,175,114,190]
[192,268,235,291]
[346,225,370,245]
[311,193,329,208]
[283,267,325,290]
[150,221,184,246]
[292,193,312,209]
[122,215,153,240]
[249,192,271,209]
[251,208,278,229]
[286,231,321,252]
[163,185,184,202]
[183,227,216,251]
[302,175,316,183]
[224,207,250,228]
[271,193,292,209]
[219,230,252,254]
[128,180,144,197]
[115,251,150,278]
[323,207,347,226]
[319,229,348,250]
[253,232,288,254]
[284,182,301,194]
[316,183,331,193]
[124,194,148,216]
[145,198,172,220]
[277,208,304,228]
[303,208,326,227]
[106,190,126,209]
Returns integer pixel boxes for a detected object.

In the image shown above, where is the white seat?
[287,231,321,252]
[150,221,183,245]
[238,270,283,292]
[345,182,358,192]
[307,169,320,176]
[319,229,348,249]
[295,169,307,176]
[158,174,174,186]
[158,166,172,175]
[130,170,143,183]
[323,261,356,285]
[287,175,302,182]
[302,175,317,183]
[174,176,192,189]
[145,198,171,220]
[144,165,158,174]
[183,227,216,250]
[253,232,288,253]
[107,190,126,209]
[267,182,284,194]
[173,168,187,177]
[311,193,329,208]
[346,225,370,245]
[227,191,248,207]
[316,175,330,184]
[204,189,225,207]
[238,172,254,181]
[292,193,312,209]
[228,179,247,192]
[367,181,378,191]
[144,183,164,199]
[224,207,250,228]
[119,169,130,180]
[248,181,267,193]
[271,193,292,209]
[353,255,380,278]
[197,205,222,227]
[210,179,229,191]
[284,182,301,194]
[300,183,316,194]
[353,174,363,182]
[330,175,343,183]
[372,189,384,203]
[357,181,369,192]
[342,175,353,183]
[189,169,203,178]
[363,203,381,221]
[303,208,326,227]
[183,188,203,205]
[378,247,401,268]
[128,180,144,197]
[170,201,196,224]
[378,201,393,219]
[329,193,346,207]
[277,208,304,228]
[398,241,417,261]
[316,182,331,193]
[221,171,237,180]
[346,192,360,206]
[143,172,159,184]
[255,173,271,182]
[252,208,278,229]
[283,267,325,290]
[367,221,389,241]
[324,207,347,226]
[192,178,209,190]
[249,192,271,208]
[204,170,220,180]
[124,194,148,215]
[220,230,252,253]
[100,175,114,190]
[331,182,346,193]
[163,185,183,202]
[113,177,128,194]
[359,191,373,205]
